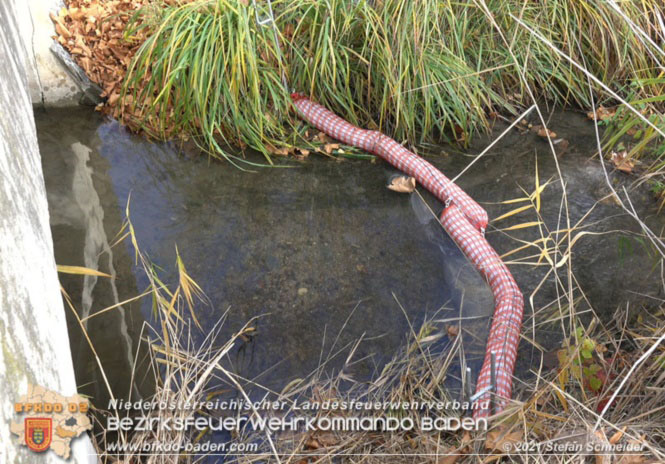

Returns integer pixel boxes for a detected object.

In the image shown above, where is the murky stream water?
[36,107,663,409]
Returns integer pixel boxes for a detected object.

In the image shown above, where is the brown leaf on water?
[610,151,634,173]
[387,176,416,193]
[535,126,557,138]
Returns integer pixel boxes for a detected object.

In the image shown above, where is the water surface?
[35,106,665,409]
[37,108,495,406]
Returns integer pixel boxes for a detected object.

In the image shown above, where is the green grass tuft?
[121,0,665,165]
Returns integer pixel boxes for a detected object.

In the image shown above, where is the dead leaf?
[56,264,112,278]
[609,426,626,445]
[482,453,505,463]
[55,23,72,39]
[313,132,331,143]
[610,151,634,173]
[295,148,310,160]
[594,430,611,464]
[587,106,616,121]
[266,145,292,156]
[387,176,416,193]
[323,143,340,154]
[453,124,467,143]
[536,126,557,138]
[485,427,522,453]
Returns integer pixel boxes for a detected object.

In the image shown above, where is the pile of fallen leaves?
[50,0,153,123]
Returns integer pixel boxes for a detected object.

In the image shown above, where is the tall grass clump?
[122,0,293,165]
[469,0,665,106]
[284,0,500,145]
[121,0,665,164]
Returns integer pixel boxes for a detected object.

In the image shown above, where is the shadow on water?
[36,108,496,408]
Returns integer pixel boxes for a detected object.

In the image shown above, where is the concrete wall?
[14,0,84,106]
[0,0,96,462]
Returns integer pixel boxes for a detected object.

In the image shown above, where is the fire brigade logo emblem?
[25,418,52,452]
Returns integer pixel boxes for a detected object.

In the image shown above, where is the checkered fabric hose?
[291,94,523,416]
[440,205,524,416]
[291,94,489,232]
